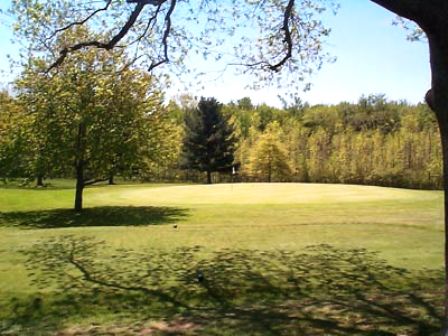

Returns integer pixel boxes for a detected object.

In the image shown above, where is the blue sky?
[0,0,430,107]
[190,0,430,106]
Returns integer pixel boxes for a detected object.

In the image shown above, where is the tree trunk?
[74,163,84,212]
[268,157,272,183]
[74,122,86,212]
[438,124,448,336]
[206,170,212,184]
[108,175,115,185]
[36,175,44,187]
[426,32,448,335]
[367,2,448,331]
[439,119,448,336]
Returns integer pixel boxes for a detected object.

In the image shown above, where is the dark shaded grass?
[0,206,189,228]
[0,237,443,335]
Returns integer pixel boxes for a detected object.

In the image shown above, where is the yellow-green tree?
[15,29,165,211]
[249,122,292,182]
[0,91,30,180]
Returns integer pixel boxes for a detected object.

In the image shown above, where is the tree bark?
[74,122,86,212]
[268,162,272,183]
[438,117,448,336]
[369,0,426,23]
[74,162,84,212]
[206,170,212,184]
[36,175,44,187]
[427,32,448,335]
[369,2,448,333]
[108,175,115,185]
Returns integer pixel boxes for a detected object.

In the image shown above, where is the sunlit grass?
[0,181,444,335]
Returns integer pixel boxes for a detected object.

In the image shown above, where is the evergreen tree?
[181,97,237,184]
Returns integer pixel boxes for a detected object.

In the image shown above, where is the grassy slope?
[0,182,442,290]
[0,182,444,335]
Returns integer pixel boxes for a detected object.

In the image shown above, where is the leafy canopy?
[8,0,338,97]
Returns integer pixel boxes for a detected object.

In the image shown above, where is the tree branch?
[267,0,294,72]
[47,0,113,41]
[83,177,110,186]
[148,0,177,71]
[369,0,432,28]
[129,2,164,46]
[48,2,148,72]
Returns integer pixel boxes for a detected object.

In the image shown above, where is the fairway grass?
[0,182,444,335]
[87,182,439,205]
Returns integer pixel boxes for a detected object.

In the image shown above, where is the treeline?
[1,88,442,190]
[161,94,442,189]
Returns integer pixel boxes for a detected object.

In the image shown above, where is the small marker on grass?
[196,270,204,283]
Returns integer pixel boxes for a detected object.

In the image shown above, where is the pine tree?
[181,97,237,184]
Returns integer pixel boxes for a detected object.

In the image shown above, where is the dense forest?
[0,88,442,190]
[162,94,442,189]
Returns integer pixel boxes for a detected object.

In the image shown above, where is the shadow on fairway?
[1,237,443,335]
[0,206,189,228]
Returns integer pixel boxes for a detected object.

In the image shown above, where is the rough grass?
[0,181,444,335]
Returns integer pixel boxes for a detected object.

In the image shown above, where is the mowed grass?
[0,182,444,335]
[1,182,440,265]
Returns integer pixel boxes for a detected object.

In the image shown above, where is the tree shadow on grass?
[1,237,443,335]
[0,206,189,228]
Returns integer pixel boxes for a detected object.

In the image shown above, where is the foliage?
[180,97,237,184]
[163,95,441,189]
[248,121,292,182]
[8,0,338,96]
[0,91,31,179]
[10,28,168,209]
[227,97,441,189]
[2,87,440,189]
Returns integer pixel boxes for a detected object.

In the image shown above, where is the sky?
[0,0,430,107]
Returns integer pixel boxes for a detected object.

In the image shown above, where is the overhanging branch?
[268,0,294,72]
[47,0,113,41]
[47,1,149,72]
[369,0,428,27]
[148,0,177,71]
[236,0,295,72]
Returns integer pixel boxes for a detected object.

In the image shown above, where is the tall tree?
[181,97,237,184]
[248,121,292,182]
[15,30,164,211]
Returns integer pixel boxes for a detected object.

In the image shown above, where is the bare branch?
[48,2,148,72]
[234,0,296,72]
[47,0,113,41]
[107,2,147,48]
[148,0,177,72]
[129,2,163,46]
[83,177,110,186]
[127,0,164,4]
[267,0,294,72]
